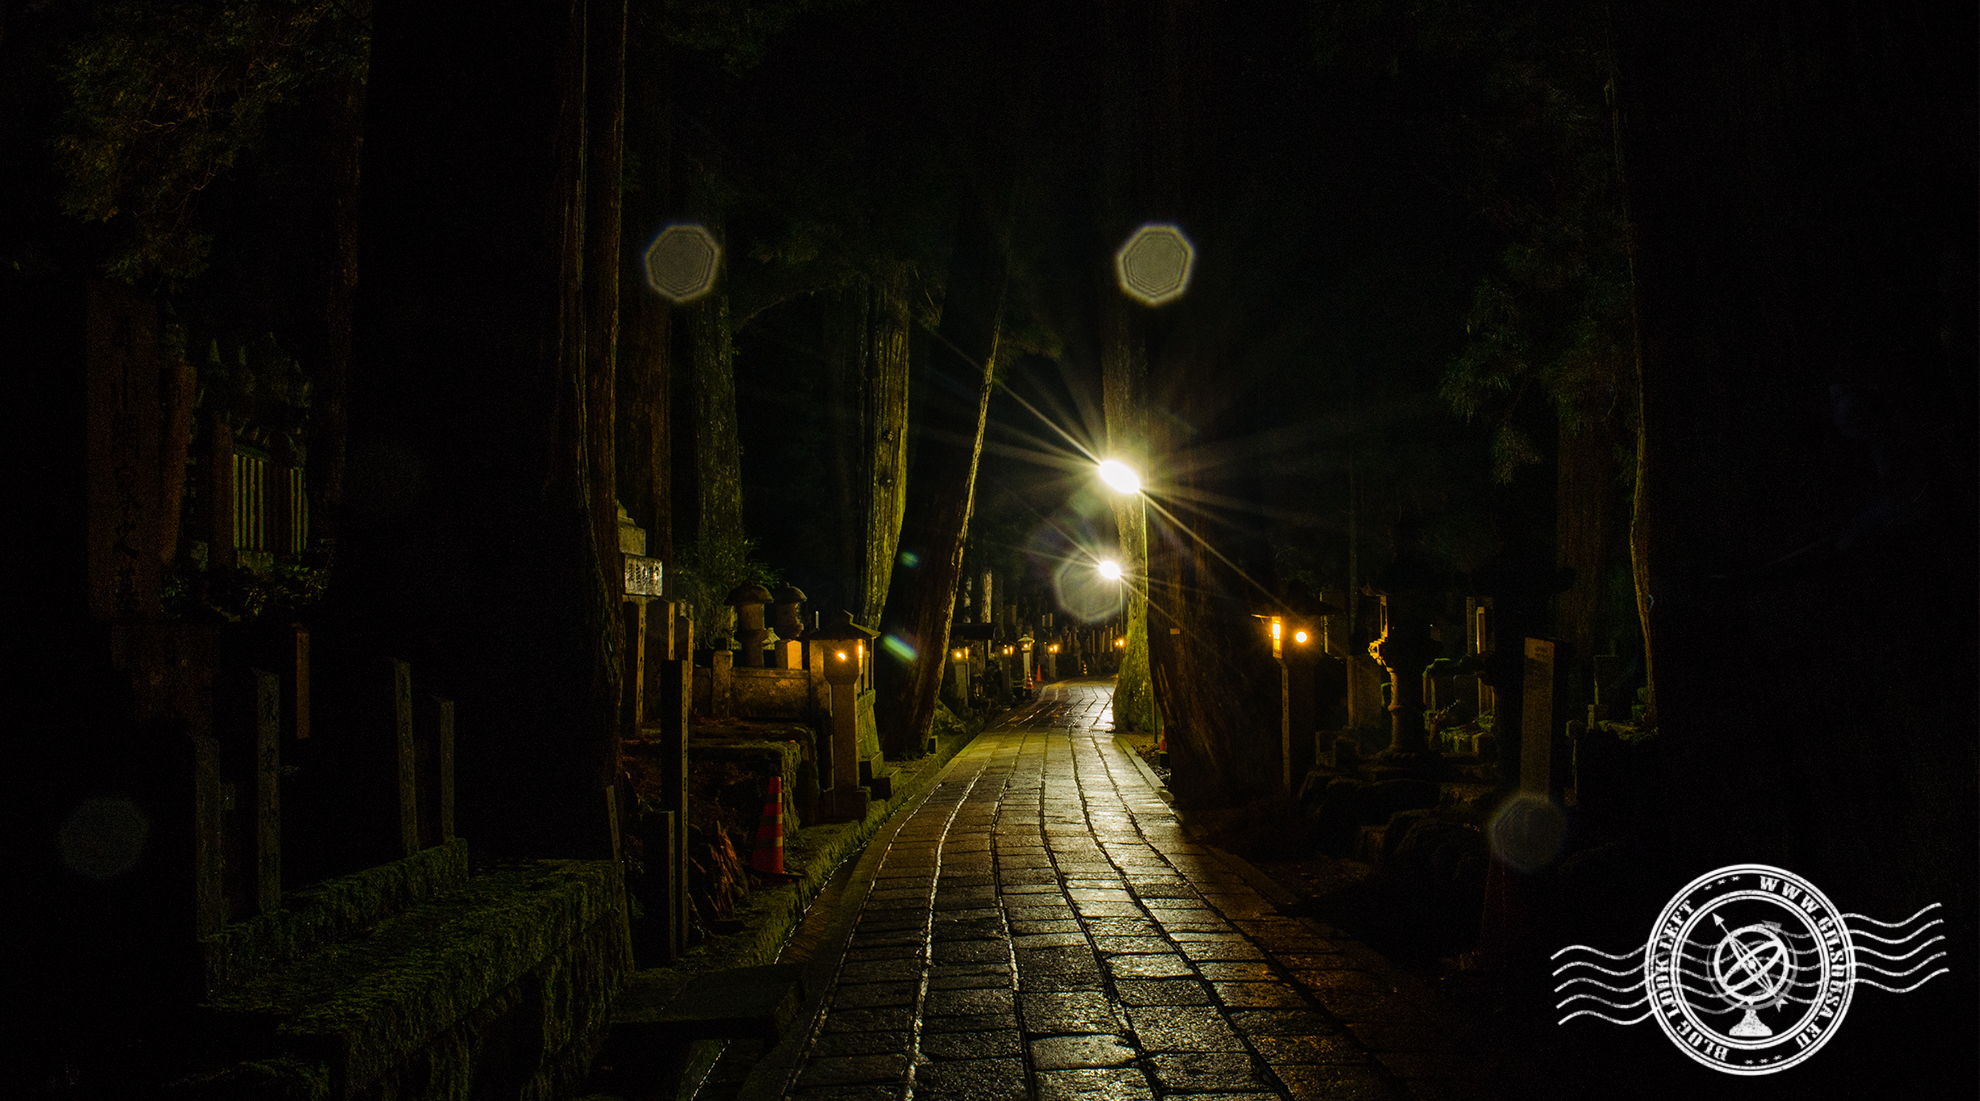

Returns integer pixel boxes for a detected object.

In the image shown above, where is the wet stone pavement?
[775,679,1519,1101]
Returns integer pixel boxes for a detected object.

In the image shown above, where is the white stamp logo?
[1554,863,1948,1075]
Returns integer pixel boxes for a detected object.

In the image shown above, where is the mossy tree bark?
[580,0,628,777]
[614,4,673,562]
[684,280,745,641]
[308,37,368,551]
[340,0,626,858]
[825,265,916,629]
[874,192,1011,759]
[1096,0,1193,738]
[859,265,915,630]
[1551,416,1619,717]
[1099,291,1154,732]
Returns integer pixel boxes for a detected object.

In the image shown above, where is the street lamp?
[1096,559,1123,581]
[1097,459,1141,495]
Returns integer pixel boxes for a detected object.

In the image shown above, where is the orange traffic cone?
[750,776,785,875]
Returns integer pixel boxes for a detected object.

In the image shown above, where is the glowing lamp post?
[1259,611,1325,794]
[808,610,876,819]
[1046,641,1059,682]
[1098,460,1141,496]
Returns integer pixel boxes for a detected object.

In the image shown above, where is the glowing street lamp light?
[1096,559,1123,581]
[1097,459,1141,495]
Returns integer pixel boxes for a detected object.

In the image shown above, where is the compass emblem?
[1712,920,1792,1036]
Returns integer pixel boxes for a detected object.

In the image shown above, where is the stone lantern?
[806,610,876,818]
[727,583,774,668]
[770,584,807,668]
[1275,594,1343,793]
[1366,589,1440,774]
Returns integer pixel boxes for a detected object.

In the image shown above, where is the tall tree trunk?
[827,287,864,615]
[874,192,1012,758]
[1144,458,1257,808]
[615,3,673,561]
[343,0,620,858]
[825,266,915,628]
[686,281,743,640]
[1100,291,1154,731]
[1552,417,1615,717]
[581,0,628,781]
[1096,0,1160,732]
[309,28,369,552]
[860,264,914,630]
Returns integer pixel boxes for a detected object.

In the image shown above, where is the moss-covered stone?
[201,839,470,993]
[203,858,625,1097]
[165,1054,331,1101]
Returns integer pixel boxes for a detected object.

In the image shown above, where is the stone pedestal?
[806,611,876,820]
[710,649,733,719]
[728,584,773,669]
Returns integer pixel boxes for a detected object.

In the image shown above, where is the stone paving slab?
[740,679,1530,1100]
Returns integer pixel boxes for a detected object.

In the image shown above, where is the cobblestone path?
[775,679,1512,1101]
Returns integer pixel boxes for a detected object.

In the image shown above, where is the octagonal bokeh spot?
[1114,223,1194,305]
[644,223,721,303]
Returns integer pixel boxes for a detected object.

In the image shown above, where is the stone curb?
[609,716,988,1100]
[727,694,1070,1101]
[726,755,948,1101]
[1112,732,1173,805]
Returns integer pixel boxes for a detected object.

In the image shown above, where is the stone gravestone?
[1521,638,1556,795]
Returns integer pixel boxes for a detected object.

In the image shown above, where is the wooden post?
[1521,638,1556,795]
[252,668,282,914]
[623,598,648,735]
[205,411,237,573]
[285,626,311,741]
[646,810,679,963]
[677,609,695,662]
[655,656,692,959]
[710,649,733,719]
[419,694,456,846]
[389,658,417,857]
[436,697,454,843]
[604,785,633,966]
[1279,661,1293,796]
[194,725,225,937]
[1287,658,1317,785]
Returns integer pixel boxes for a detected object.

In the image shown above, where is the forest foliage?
[1313,0,1637,486]
[52,0,370,286]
